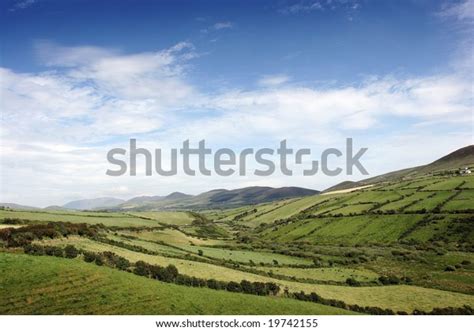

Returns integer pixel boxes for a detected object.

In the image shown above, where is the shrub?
[226,281,242,292]
[444,265,456,272]
[23,244,44,255]
[134,260,151,276]
[64,245,79,258]
[115,257,131,270]
[345,277,361,286]
[83,252,96,263]
[94,255,104,266]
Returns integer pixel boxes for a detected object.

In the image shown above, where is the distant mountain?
[165,192,192,200]
[324,145,474,193]
[62,197,125,210]
[43,205,70,211]
[119,192,193,209]
[119,186,319,211]
[0,202,39,210]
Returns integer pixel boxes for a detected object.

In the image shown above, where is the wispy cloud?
[201,21,234,33]
[213,21,233,30]
[279,0,360,15]
[9,0,37,12]
[438,0,474,21]
[258,74,291,87]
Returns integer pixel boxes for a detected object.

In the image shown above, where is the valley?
[1,147,473,315]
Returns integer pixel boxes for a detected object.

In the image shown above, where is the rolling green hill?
[254,174,474,245]
[1,148,473,315]
[0,252,352,315]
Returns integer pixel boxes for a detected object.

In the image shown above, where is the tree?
[198,249,203,256]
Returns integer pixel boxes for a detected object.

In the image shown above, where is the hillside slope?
[0,253,351,315]
[325,145,474,193]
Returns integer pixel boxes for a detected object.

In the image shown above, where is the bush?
[378,275,400,285]
[115,257,131,270]
[23,244,44,255]
[94,255,104,266]
[83,252,96,263]
[444,265,456,272]
[134,260,151,276]
[345,277,361,286]
[226,281,242,292]
[64,245,78,258]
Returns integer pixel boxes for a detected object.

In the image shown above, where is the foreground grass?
[0,252,352,315]
[38,237,474,312]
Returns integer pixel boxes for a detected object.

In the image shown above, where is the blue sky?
[0,0,473,206]
[0,0,464,80]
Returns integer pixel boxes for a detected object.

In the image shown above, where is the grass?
[328,203,374,215]
[375,192,433,212]
[120,228,224,246]
[344,190,403,204]
[0,252,352,315]
[422,178,466,191]
[35,236,474,312]
[263,215,425,244]
[0,210,158,228]
[242,195,328,226]
[404,191,455,212]
[2,174,473,314]
[257,266,379,283]
[443,190,474,211]
[461,175,474,189]
[171,244,314,265]
[126,211,195,226]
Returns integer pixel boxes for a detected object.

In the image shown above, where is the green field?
[257,266,380,283]
[1,173,473,314]
[0,253,351,315]
[0,210,158,227]
[127,211,195,226]
[443,190,474,211]
[262,215,426,244]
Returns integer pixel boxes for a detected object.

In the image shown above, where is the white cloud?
[0,41,471,207]
[258,74,291,87]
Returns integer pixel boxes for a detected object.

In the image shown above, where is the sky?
[0,0,473,207]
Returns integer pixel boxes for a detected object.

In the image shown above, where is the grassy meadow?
[1,173,473,314]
